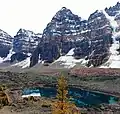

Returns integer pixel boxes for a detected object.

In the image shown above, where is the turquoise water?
[23,87,119,107]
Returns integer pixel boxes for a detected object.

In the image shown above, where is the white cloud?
[0,0,119,36]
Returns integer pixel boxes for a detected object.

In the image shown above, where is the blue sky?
[0,0,119,36]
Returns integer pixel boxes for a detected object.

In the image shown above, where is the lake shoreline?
[1,69,120,113]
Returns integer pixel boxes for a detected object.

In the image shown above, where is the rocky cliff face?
[13,29,41,53]
[84,10,112,67]
[30,7,113,67]
[1,2,120,69]
[107,2,120,46]
[11,29,41,62]
[0,29,13,58]
[105,2,120,16]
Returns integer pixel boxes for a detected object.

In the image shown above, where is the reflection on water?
[22,87,119,107]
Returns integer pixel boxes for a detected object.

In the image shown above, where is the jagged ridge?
[0,2,120,69]
[30,7,113,68]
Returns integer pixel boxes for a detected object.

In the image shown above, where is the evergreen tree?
[52,75,80,114]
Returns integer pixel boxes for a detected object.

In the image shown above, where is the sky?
[0,0,120,36]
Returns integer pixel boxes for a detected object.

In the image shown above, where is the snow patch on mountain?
[11,57,30,68]
[66,48,74,56]
[0,48,15,63]
[102,10,118,30]
[3,48,15,61]
[100,10,120,68]
[100,43,120,68]
[100,32,120,68]
[0,57,4,63]
[54,48,88,68]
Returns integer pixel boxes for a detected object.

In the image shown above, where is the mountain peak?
[0,29,12,38]
[42,7,82,39]
[13,28,42,56]
[16,28,34,36]
[30,2,113,67]
[52,6,81,20]
[116,1,120,6]
[105,1,120,16]
[61,7,68,10]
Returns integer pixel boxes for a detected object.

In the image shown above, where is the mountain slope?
[50,48,88,68]
[100,6,120,68]
[0,28,42,68]
[1,2,120,69]
[13,28,41,54]
[30,7,112,68]
[54,7,120,69]
[0,29,13,62]
[11,29,42,63]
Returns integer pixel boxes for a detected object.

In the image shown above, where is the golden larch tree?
[52,75,80,114]
[0,85,9,108]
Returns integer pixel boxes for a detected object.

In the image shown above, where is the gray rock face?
[2,2,120,68]
[0,29,13,57]
[85,10,112,67]
[13,29,41,54]
[30,8,112,67]
[105,2,120,16]
[11,29,42,62]
[42,7,83,38]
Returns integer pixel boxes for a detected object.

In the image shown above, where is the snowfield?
[0,48,15,63]
[0,10,120,69]
[100,10,120,68]
[54,48,88,68]
[54,10,120,69]
[11,57,30,68]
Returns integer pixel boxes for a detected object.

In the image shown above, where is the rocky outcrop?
[1,2,120,68]
[105,2,120,16]
[105,2,120,31]
[10,53,29,63]
[13,29,41,53]
[30,8,112,67]
[11,29,41,62]
[0,29,13,57]
[30,7,83,66]
[84,10,112,67]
